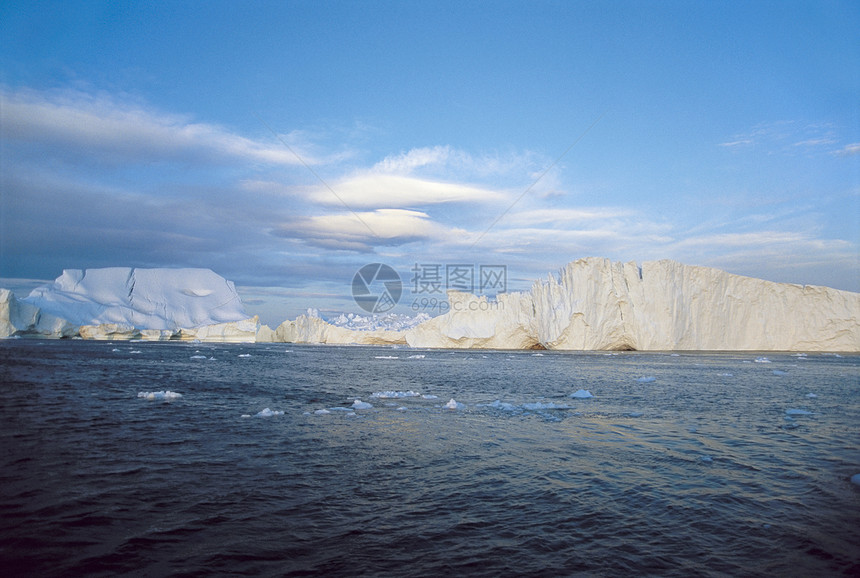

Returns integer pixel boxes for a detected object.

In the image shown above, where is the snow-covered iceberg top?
[23,267,248,330]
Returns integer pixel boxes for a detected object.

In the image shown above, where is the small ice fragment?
[571,389,593,398]
[531,353,544,356]
[772,370,788,376]
[129,350,141,354]
[352,399,373,410]
[374,355,398,359]
[522,402,572,410]
[314,409,331,415]
[397,406,407,411]
[138,391,182,400]
[241,414,251,418]
[112,348,120,352]
[785,409,813,416]
[238,354,252,358]
[422,394,438,400]
[806,393,818,398]
[628,412,644,418]
[699,455,713,463]
[371,391,421,398]
[445,399,463,410]
[636,376,656,383]
[754,357,771,363]
[407,354,425,359]
[190,355,207,359]
[255,408,284,417]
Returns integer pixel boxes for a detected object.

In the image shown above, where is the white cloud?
[275,208,463,251]
[309,173,507,208]
[837,143,860,157]
[0,86,318,166]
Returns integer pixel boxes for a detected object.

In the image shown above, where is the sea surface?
[1,340,858,577]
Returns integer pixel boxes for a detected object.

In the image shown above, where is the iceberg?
[0,267,258,341]
[266,258,858,351]
[3,258,858,350]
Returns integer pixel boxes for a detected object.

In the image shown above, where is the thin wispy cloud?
[0,86,320,166]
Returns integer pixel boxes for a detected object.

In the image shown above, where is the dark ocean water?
[0,340,858,577]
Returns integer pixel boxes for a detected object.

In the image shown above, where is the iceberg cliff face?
[405,258,858,351]
[0,268,258,341]
[524,258,859,351]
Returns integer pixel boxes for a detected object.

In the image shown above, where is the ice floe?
[374,355,399,359]
[352,399,373,409]
[371,391,421,398]
[445,399,464,410]
[422,394,439,400]
[635,376,656,383]
[806,393,818,398]
[521,402,573,410]
[138,391,182,400]
[238,354,252,358]
[785,408,813,416]
[190,355,207,359]
[407,354,425,359]
[571,389,593,398]
[754,357,771,363]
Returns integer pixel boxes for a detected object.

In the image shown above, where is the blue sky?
[1,0,858,326]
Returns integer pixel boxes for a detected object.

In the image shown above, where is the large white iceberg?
[276,258,860,352]
[0,267,258,341]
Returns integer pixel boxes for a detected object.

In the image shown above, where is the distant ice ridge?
[329,312,431,331]
[0,268,258,341]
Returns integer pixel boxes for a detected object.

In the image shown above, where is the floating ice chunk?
[374,355,398,359]
[754,357,771,363]
[698,455,713,463]
[407,354,425,359]
[851,473,860,486]
[112,348,121,352]
[129,350,141,354]
[486,400,518,411]
[636,376,656,383]
[397,407,407,411]
[314,409,331,415]
[371,391,421,398]
[719,372,734,377]
[522,402,572,410]
[571,389,593,398]
[822,353,842,358]
[190,355,207,359]
[255,408,284,417]
[628,412,644,417]
[241,414,251,418]
[531,353,544,356]
[445,398,464,410]
[806,393,818,398]
[352,399,373,410]
[792,353,808,358]
[238,354,252,358]
[422,394,438,400]
[785,409,813,416]
[138,391,182,400]
[772,370,788,376]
